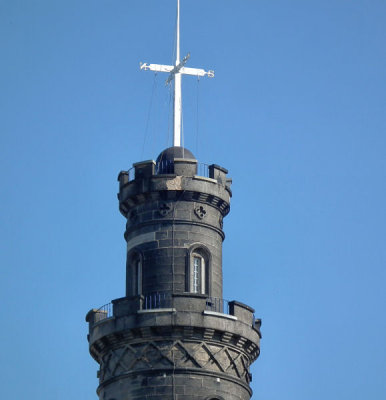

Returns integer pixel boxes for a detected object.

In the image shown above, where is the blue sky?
[1,0,385,399]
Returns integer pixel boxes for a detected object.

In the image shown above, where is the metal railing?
[127,167,135,181]
[94,303,113,323]
[197,163,210,178]
[155,161,210,177]
[143,292,172,310]
[253,315,262,331]
[124,161,210,180]
[205,297,230,314]
[92,296,259,328]
[156,160,174,175]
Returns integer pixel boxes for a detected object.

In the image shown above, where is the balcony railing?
[93,295,231,322]
[155,159,174,175]
[94,303,113,323]
[205,297,230,314]
[124,162,211,181]
[127,167,135,181]
[155,160,210,177]
[196,163,210,178]
[91,294,258,329]
[143,292,172,310]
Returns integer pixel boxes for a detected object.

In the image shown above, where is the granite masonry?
[86,146,261,400]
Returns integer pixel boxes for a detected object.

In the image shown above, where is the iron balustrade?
[205,297,230,314]
[154,161,210,177]
[94,303,113,323]
[94,295,250,321]
[124,161,211,181]
[253,315,262,334]
[143,292,172,310]
[197,163,210,178]
[156,159,174,175]
[127,167,135,181]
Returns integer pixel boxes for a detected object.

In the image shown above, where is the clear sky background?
[1,0,385,399]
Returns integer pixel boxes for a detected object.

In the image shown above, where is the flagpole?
[173,0,182,147]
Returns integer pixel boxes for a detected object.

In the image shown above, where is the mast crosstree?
[140,0,214,147]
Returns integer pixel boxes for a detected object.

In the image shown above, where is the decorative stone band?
[97,367,252,399]
[89,324,260,376]
[98,339,252,386]
[119,189,230,217]
[124,216,225,241]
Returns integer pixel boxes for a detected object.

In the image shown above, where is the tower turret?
[86,2,261,398]
[120,146,229,299]
[86,146,261,399]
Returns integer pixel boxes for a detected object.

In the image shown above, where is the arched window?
[192,253,204,293]
[187,246,210,295]
[126,251,142,296]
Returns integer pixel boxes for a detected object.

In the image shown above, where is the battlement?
[118,159,231,215]
[86,294,260,400]
[86,294,261,334]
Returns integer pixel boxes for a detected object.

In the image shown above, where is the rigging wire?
[166,83,173,148]
[141,73,158,159]
[195,76,200,155]
[153,73,168,156]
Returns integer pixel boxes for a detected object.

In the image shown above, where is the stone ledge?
[151,174,177,179]
[203,310,238,321]
[193,175,218,184]
[173,292,207,299]
[137,308,176,314]
[132,160,156,167]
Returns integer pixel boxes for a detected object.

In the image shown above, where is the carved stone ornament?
[165,176,182,190]
[159,202,173,217]
[99,340,251,384]
[194,204,207,219]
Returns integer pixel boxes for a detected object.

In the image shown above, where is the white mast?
[174,0,182,146]
[140,0,214,148]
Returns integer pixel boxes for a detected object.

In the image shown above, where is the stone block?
[133,160,155,179]
[174,158,197,176]
[172,293,207,312]
[229,301,255,325]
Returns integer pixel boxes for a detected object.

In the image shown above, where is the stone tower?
[86,146,261,399]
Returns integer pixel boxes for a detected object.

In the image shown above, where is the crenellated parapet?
[118,161,231,218]
[86,294,260,400]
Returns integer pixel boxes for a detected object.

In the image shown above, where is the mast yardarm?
[140,0,214,147]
